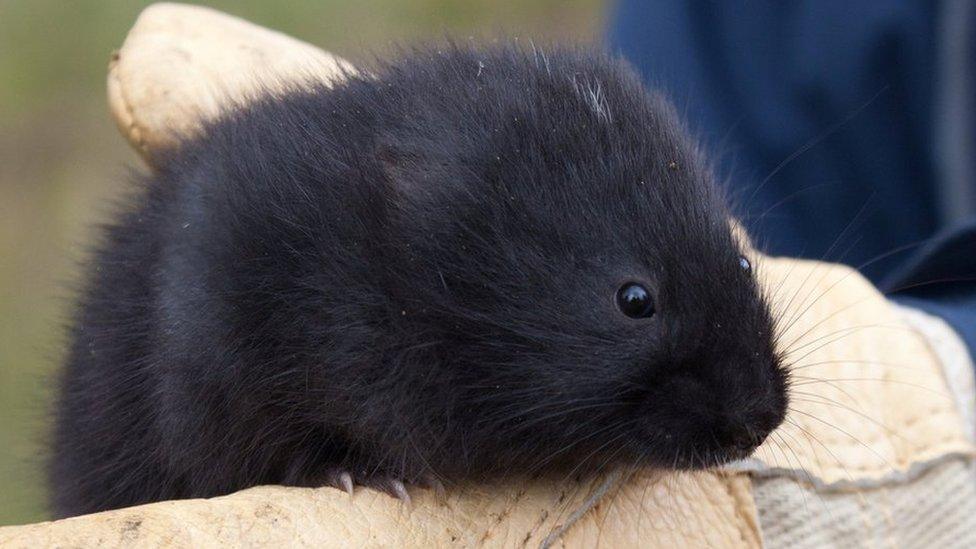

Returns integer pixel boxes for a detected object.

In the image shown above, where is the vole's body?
[51,45,788,517]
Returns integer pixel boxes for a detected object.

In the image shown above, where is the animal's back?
[51,182,175,516]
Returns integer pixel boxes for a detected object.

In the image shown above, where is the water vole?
[50,44,788,517]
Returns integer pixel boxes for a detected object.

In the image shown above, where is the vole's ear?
[374,135,441,198]
[376,141,421,182]
[108,3,355,170]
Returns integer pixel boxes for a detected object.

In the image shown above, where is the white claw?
[391,479,411,504]
[425,476,446,499]
[339,471,354,496]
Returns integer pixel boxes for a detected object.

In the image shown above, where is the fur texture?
[50,44,788,517]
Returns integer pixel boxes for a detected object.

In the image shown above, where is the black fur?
[50,44,788,517]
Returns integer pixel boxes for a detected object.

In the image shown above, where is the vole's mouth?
[674,435,768,470]
[632,425,771,471]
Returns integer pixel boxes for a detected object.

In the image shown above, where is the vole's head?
[351,46,788,478]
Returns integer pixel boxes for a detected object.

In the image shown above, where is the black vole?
[50,44,788,517]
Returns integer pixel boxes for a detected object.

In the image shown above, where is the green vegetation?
[0,0,603,526]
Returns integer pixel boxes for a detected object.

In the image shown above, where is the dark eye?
[616,283,655,319]
[739,256,751,271]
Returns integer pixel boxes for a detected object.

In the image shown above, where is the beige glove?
[3,3,972,547]
[106,2,354,169]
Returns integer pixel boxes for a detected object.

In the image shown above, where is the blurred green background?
[0,0,604,526]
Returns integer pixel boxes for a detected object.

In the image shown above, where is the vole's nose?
[720,421,766,456]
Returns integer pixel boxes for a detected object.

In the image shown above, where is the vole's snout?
[717,418,769,458]
[639,371,785,467]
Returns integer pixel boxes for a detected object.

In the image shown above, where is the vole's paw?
[355,473,413,503]
[321,467,356,496]
[318,467,414,502]
[317,466,448,503]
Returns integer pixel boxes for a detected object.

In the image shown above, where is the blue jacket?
[609,1,976,356]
